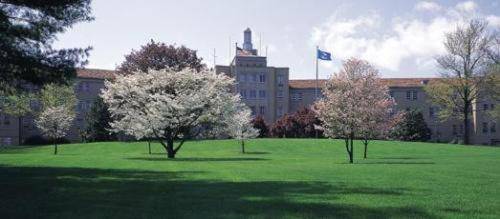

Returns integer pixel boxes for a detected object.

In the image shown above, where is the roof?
[289,78,438,89]
[77,68,116,80]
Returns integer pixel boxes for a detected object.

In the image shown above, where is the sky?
[54,0,500,79]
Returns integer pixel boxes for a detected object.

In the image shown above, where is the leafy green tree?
[390,110,431,142]
[425,19,498,145]
[0,93,34,145]
[0,0,93,93]
[84,97,116,142]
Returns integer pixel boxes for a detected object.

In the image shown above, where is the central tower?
[243,28,253,50]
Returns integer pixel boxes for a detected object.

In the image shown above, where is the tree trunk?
[241,140,245,153]
[18,116,22,145]
[148,140,151,155]
[165,137,176,158]
[344,138,351,162]
[54,141,58,155]
[363,140,368,159]
[463,101,470,145]
[349,134,354,163]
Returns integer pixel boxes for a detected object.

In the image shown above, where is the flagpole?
[315,45,319,101]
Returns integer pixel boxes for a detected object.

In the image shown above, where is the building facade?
[0,29,498,146]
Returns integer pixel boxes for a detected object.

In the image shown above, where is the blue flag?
[317,49,332,61]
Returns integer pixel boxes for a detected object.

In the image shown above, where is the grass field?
[0,139,499,218]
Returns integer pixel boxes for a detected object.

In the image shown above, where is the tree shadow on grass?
[356,161,435,165]
[0,166,437,218]
[373,157,429,160]
[243,151,270,155]
[126,157,269,162]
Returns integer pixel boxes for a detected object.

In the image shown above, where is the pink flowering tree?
[358,73,396,159]
[315,58,395,163]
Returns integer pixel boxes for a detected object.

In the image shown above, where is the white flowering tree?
[35,106,75,154]
[101,68,238,158]
[315,58,394,163]
[227,106,259,153]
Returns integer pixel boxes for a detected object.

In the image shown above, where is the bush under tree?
[251,116,269,138]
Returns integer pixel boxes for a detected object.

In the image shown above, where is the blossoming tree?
[35,106,75,154]
[315,58,394,163]
[101,68,239,158]
[227,106,259,153]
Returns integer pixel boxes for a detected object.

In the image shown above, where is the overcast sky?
[54,0,500,79]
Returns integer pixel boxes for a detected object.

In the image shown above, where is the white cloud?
[455,1,477,13]
[415,1,442,12]
[486,15,500,27]
[311,1,497,73]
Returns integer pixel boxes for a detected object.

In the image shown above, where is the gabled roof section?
[77,68,116,80]
[289,78,438,89]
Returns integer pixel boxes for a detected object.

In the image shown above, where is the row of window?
[0,115,11,126]
[239,74,266,83]
[0,137,13,146]
[483,103,495,111]
[389,90,419,100]
[249,105,267,116]
[482,122,497,134]
[77,81,91,92]
[240,90,266,99]
[291,92,303,101]
[239,89,287,99]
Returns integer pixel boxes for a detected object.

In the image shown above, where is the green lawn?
[0,139,499,218]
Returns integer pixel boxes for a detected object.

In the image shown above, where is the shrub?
[251,116,269,137]
[270,107,323,138]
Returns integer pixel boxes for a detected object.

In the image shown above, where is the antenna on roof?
[259,33,262,56]
[213,48,217,69]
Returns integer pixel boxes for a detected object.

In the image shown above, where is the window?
[482,122,488,133]
[259,74,266,83]
[259,106,266,115]
[258,90,266,99]
[240,90,247,99]
[239,74,246,82]
[452,125,457,135]
[491,104,495,110]
[459,124,464,134]
[277,75,284,86]
[292,92,303,101]
[389,91,394,98]
[406,91,411,100]
[277,106,284,117]
[277,89,284,98]
[249,90,257,99]
[2,137,12,146]
[412,90,418,100]
[3,115,10,125]
[251,74,257,82]
[483,104,488,111]
[491,122,497,133]
[250,106,256,116]
[79,81,90,92]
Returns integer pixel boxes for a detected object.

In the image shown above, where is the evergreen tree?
[0,0,93,93]
[84,97,116,142]
[390,109,431,142]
